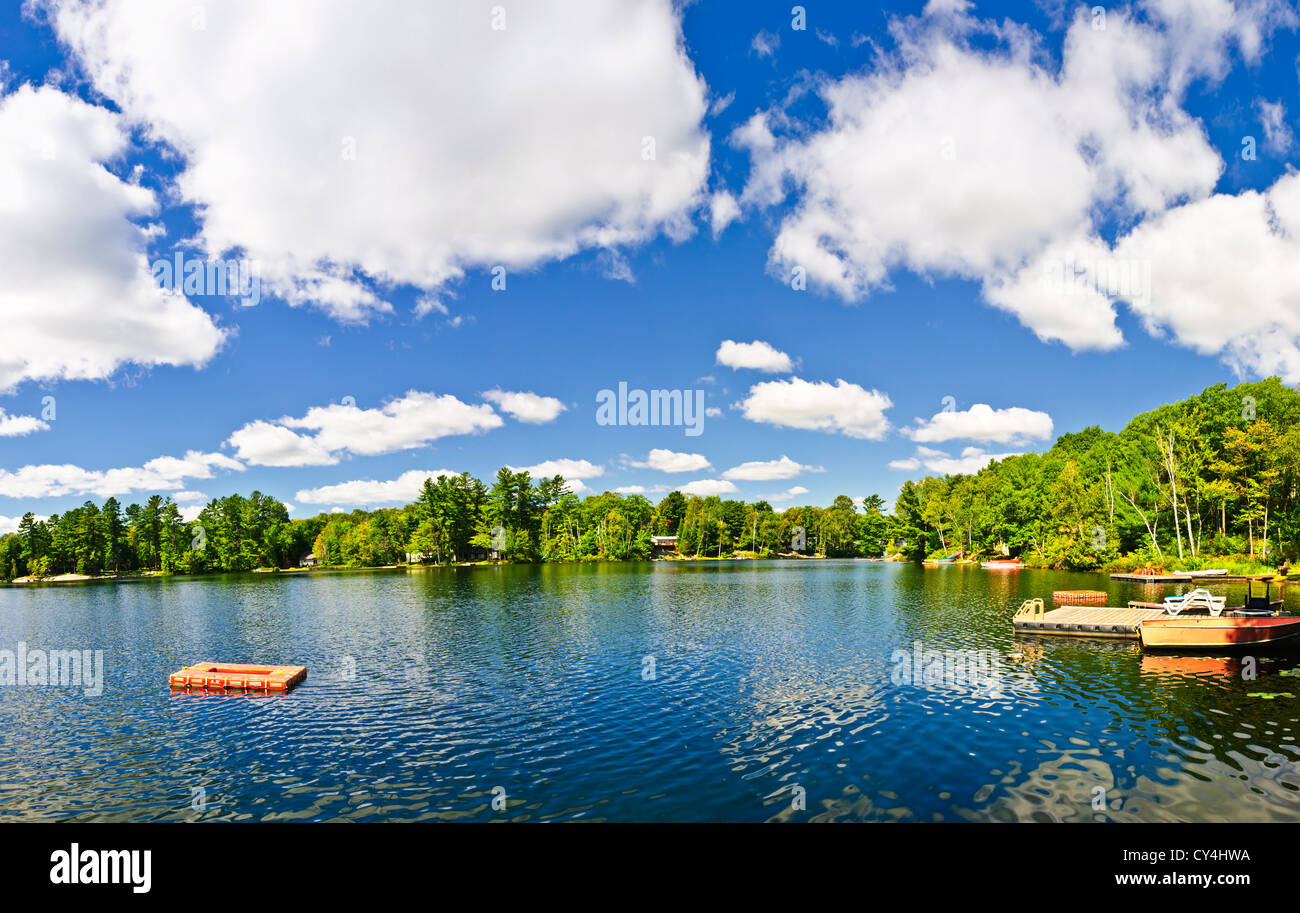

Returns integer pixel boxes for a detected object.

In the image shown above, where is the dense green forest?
[3,378,1297,582]
[0,469,892,580]
[891,378,1300,570]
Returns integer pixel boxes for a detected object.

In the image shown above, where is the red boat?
[1139,615,1300,649]
[1139,655,1239,676]
[981,559,1024,570]
[1139,580,1299,650]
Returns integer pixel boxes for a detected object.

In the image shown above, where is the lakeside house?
[298,553,320,568]
[651,535,678,558]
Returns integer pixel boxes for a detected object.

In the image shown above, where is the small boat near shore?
[981,559,1024,570]
[923,551,964,566]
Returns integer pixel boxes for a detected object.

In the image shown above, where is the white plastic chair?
[1163,588,1226,617]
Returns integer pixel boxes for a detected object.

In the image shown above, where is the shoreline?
[4,555,1290,589]
[1,553,848,587]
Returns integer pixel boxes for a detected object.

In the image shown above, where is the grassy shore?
[1101,554,1280,576]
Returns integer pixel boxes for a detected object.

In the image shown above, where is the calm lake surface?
[1,560,1297,822]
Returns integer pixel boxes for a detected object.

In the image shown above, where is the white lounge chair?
[1163,588,1226,617]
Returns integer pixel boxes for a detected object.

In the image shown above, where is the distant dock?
[1109,571,1279,583]
[1109,573,1193,583]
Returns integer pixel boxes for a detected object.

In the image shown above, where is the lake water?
[1,560,1297,822]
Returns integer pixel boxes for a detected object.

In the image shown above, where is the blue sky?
[1,0,1299,527]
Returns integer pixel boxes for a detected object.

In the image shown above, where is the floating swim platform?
[1052,590,1107,604]
[1014,598,1165,639]
[170,662,307,692]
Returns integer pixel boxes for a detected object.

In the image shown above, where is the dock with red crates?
[170,662,307,693]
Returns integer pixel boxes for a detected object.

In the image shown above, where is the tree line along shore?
[0,378,1294,583]
[891,378,1297,575]
[0,475,892,583]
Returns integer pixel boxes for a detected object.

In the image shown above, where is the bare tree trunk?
[1105,461,1115,524]
[1120,490,1163,561]
[1156,429,1184,560]
[1263,501,1270,559]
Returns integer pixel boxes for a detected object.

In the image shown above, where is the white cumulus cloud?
[481,390,566,424]
[226,421,338,468]
[679,479,739,496]
[732,4,1262,361]
[763,485,809,503]
[228,392,503,466]
[905,403,1053,445]
[0,451,243,499]
[629,449,711,472]
[722,455,821,481]
[892,446,1021,476]
[613,484,668,495]
[45,0,712,321]
[508,458,605,480]
[709,190,741,236]
[716,339,794,373]
[0,515,33,535]
[295,469,460,506]
[0,84,226,392]
[0,409,50,438]
[1112,171,1300,382]
[1255,98,1294,153]
[738,377,892,439]
[1142,0,1298,90]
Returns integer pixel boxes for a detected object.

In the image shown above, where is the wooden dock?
[1110,572,1281,583]
[1013,599,1166,639]
[1109,573,1193,583]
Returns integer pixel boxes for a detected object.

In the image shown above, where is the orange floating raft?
[170,662,307,693]
[1052,589,1108,604]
